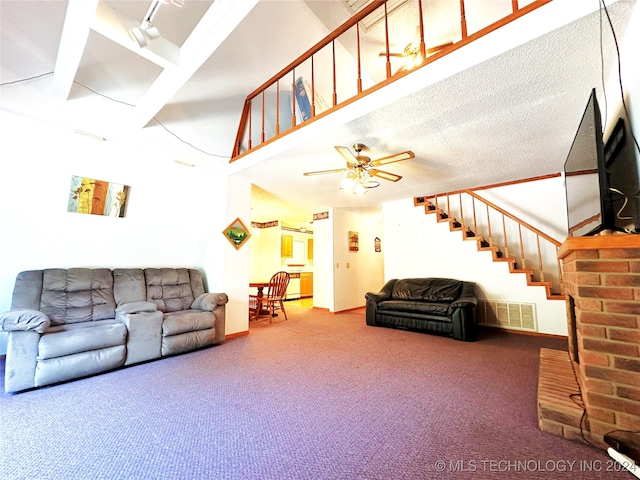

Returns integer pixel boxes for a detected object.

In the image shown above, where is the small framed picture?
[223,217,251,250]
[349,231,359,251]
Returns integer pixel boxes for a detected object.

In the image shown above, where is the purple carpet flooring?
[0,305,631,479]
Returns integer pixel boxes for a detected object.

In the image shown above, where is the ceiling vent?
[342,0,410,30]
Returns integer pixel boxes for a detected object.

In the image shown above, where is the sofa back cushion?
[39,269,116,325]
[391,278,462,303]
[12,270,44,311]
[144,268,198,313]
[113,268,147,306]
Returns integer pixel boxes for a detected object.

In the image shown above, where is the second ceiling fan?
[303,143,415,194]
[380,26,453,72]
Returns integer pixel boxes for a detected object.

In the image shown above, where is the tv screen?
[564,89,615,236]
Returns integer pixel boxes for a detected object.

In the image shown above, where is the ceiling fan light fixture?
[304,143,414,194]
[352,182,367,195]
[339,170,357,190]
[402,44,423,70]
[360,170,380,189]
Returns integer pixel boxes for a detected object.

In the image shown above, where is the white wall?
[331,208,385,312]
[478,176,568,241]
[308,208,384,312]
[221,175,252,336]
[0,111,233,352]
[382,190,567,336]
[311,212,334,310]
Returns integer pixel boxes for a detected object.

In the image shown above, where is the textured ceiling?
[236,0,637,226]
[0,0,637,229]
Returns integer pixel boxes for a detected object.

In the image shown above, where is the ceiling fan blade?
[379,52,405,57]
[303,168,347,176]
[335,146,360,166]
[370,150,415,166]
[368,169,402,182]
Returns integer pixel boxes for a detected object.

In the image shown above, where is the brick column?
[558,236,640,445]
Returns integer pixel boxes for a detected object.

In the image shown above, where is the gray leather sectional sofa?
[0,267,227,393]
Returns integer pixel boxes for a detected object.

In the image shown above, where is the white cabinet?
[286,277,300,299]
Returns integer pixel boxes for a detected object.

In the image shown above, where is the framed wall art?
[223,217,251,250]
[68,175,129,217]
[349,231,359,251]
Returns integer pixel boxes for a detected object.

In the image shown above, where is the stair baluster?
[420,190,564,300]
[502,214,509,259]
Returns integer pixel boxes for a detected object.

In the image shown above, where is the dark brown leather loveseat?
[365,277,478,341]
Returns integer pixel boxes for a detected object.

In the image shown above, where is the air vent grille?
[477,300,537,332]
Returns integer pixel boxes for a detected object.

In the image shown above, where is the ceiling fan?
[303,143,415,194]
[379,26,453,71]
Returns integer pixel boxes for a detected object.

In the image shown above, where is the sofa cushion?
[162,328,216,356]
[40,269,116,325]
[162,310,215,336]
[38,320,126,360]
[391,278,462,303]
[113,268,147,306]
[35,345,126,387]
[145,268,195,313]
[377,300,450,317]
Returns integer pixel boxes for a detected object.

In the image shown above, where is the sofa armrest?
[450,297,477,309]
[0,309,50,333]
[364,292,388,304]
[116,301,158,315]
[451,282,477,308]
[191,293,228,311]
[365,279,396,304]
[115,302,159,334]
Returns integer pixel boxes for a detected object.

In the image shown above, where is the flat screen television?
[564,88,619,236]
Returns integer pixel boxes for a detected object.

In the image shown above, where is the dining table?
[249,281,269,299]
[249,281,273,319]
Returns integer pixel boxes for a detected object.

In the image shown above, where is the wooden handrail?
[244,1,385,103]
[569,212,601,235]
[232,0,555,160]
[423,173,562,199]
[428,189,564,295]
[463,190,562,247]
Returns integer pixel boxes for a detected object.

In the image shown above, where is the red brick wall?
[561,241,640,443]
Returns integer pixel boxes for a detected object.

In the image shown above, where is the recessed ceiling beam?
[131,0,261,129]
[50,0,99,99]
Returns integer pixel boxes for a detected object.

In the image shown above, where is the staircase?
[416,190,565,300]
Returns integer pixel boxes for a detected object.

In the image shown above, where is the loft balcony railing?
[231,0,553,161]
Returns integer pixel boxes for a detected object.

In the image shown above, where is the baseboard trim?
[332,306,366,314]
[225,330,249,339]
[484,325,567,340]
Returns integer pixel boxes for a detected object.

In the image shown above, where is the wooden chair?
[251,271,290,323]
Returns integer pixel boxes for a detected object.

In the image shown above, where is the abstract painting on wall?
[68,175,129,217]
